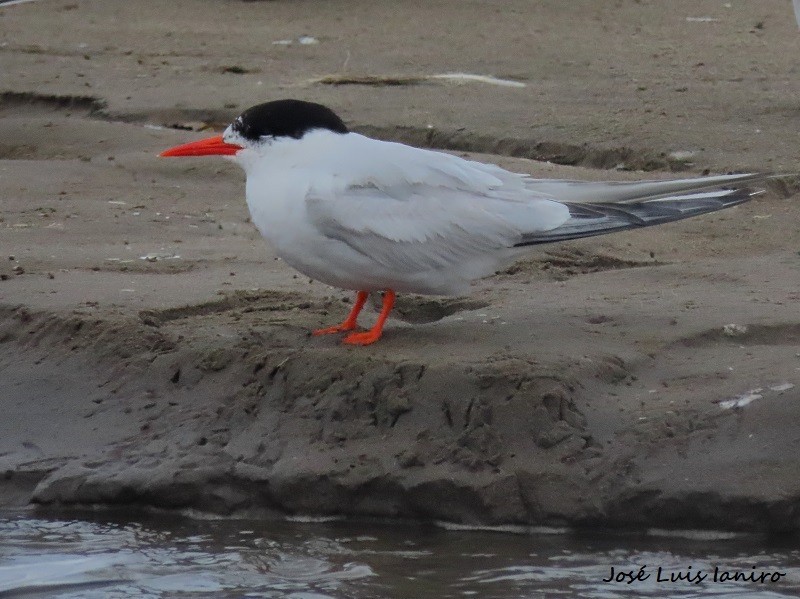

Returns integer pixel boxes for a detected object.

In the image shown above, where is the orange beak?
[160,135,242,157]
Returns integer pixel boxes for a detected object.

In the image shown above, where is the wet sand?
[1,0,799,532]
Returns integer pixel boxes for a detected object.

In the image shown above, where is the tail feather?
[516,175,763,247]
[521,172,764,204]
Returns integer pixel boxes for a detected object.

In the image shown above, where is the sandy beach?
[1,0,799,532]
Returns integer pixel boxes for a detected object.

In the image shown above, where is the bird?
[161,99,764,345]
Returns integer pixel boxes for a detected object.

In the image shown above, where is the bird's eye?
[222,128,240,145]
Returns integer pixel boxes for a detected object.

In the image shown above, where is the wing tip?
[514,174,770,247]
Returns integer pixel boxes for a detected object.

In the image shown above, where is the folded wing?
[306,134,763,277]
[307,183,569,273]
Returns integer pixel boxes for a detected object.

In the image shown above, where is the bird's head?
[160,99,348,168]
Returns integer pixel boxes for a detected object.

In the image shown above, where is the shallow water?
[1,510,799,598]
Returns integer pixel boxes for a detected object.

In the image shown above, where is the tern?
[161,99,762,345]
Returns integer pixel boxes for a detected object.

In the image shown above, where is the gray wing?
[515,174,764,246]
[306,183,569,273]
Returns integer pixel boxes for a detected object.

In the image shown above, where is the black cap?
[231,99,348,142]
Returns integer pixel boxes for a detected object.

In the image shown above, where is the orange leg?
[312,290,369,336]
[343,289,396,346]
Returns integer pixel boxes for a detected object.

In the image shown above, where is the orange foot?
[342,289,396,346]
[312,323,356,336]
[311,290,368,336]
[342,330,382,346]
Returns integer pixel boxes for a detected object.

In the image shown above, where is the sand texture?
[1,0,799,532]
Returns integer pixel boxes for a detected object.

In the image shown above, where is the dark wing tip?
[515,186,757,247]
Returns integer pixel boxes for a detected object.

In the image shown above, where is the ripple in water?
[0,513,374,598]
[0,511,799,598]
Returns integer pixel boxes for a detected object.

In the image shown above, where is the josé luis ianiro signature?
[604,564,787,585]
